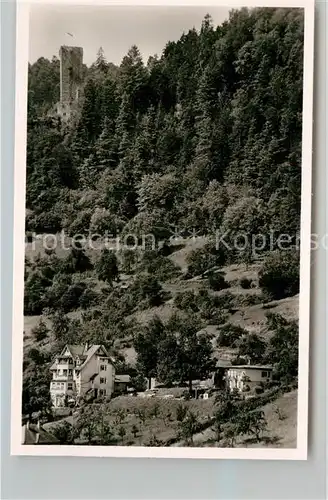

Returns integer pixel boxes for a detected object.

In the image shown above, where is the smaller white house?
[225,365,273,393]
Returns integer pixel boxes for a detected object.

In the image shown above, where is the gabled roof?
[75,345,112,371]
[66,345,85,357]
[51,344,115,372]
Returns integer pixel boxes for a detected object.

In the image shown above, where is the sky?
[29,5,231,66]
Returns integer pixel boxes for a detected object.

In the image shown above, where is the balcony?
[53,373,74,381]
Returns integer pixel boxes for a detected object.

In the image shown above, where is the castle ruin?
[57,45,83,122]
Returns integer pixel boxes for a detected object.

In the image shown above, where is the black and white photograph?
[11,0,314,459]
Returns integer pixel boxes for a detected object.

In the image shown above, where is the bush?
[89,207,124,236]
[31,319,49,342]
[254,386,264,395]
[186,244,226,278]
[239,278,252,289]
[30,212,62,233]
[174,291,199,312]
[63,246,93,274]
[24,272,50,315]
[68,209,93,236]
[174,289,226,324]
[139,250,180,281]
[207,272,229,291]
[61,281,87,313]
[95,249,119,284]
[79,287,100,309]
[258,250,299,300]
[216,324,247,348]
[130,273,164,309]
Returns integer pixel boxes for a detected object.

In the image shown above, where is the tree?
[64,245,93,274]
[137,173,178,213]
[259,250,300,300]
[177,410,199,446]
[52,421,77,444]
[169,315,215,393]
[22,365,52,418]
[266,313,298,382]
[119,248,139,274]
[216,323,246,348]
[134,316,166,385]
[131,425,139,438]
[31,318,49,342]
[95,249,119,284]
[235,409,267,442]
[130,273,164,308]
[118,425,126,444]
[186,245,225,278]
[237,333,266,364]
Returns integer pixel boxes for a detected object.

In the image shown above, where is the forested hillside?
[26,8,303,240]
[23,8,302,445]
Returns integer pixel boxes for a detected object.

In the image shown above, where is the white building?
[225,365,273,393]
[50,344,115,407]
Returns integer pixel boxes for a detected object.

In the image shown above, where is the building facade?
[225,365,273,393]
[50,344,115,407]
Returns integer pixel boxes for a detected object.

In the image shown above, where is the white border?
[10,0,315,460]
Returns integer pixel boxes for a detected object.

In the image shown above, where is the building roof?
[226,365,273,371]
[66,345,86,357]
[50,344,114,371]
[115,375,131,383]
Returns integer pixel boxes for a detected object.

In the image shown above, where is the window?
[99,357,107,363]
[261,371,269,378]
[100,378,106,384]
[68,369,73,376]
[99,389,106,396]
[63,369,68,376]
[68,383,73,390]
[100,365,107,371]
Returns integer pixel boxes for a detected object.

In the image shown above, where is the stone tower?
[57,45,83,121]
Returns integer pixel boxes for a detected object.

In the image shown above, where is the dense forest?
[26,8,303,241]
[23,8,302,444]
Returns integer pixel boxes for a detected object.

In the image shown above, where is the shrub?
[24,272,50,315]
[130,273,164,309]
[258,250,299,300]
[216,324,247,348]
[139,250,180,281]
[89,207,124,236]
[207,271,229,291]
[174,289,226,324]
[60,281,87,313]
[254,386,264,395]
[31,319,49,342]
[79,287,100,309]
[63,246,93,274]
[216,291,235,309]
[239,278,252,289]
[186,244,226,278]
[95,249,119,284]
[32,212,63,233]
[68,209,93,236]
[236,333,266,364]
[174,291,199,312]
